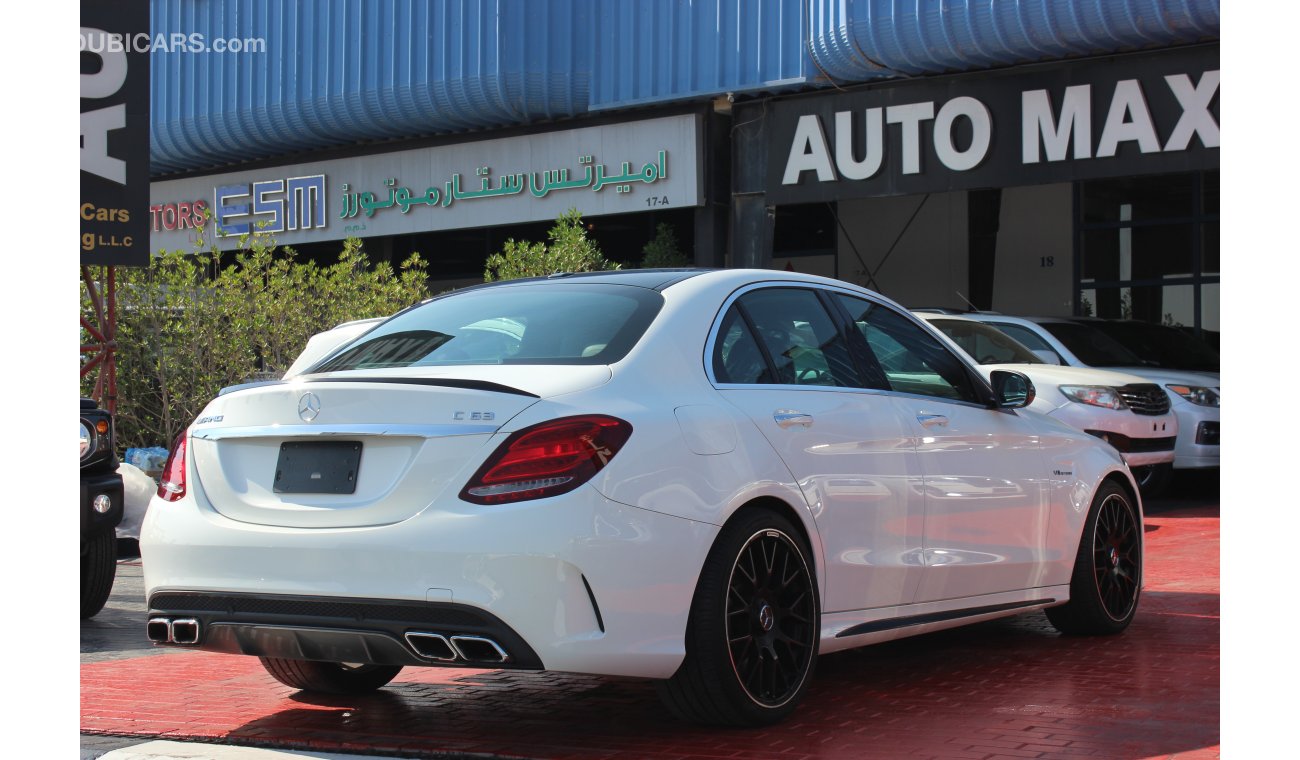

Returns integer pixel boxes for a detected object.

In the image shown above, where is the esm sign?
[764,45,1218,203]
[80,1,150,266]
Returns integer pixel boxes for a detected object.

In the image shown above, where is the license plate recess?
[274,441,363,494]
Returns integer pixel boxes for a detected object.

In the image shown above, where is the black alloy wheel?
[726,528,817,707]
[1046,481,1142,635]
[1091,491,1142,622]
[657,510,820,726]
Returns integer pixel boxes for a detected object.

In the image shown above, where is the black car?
[81,398,124,618]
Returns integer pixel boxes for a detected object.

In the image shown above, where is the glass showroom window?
[1075,171,1219,345]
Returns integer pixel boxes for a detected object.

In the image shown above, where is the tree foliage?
[484,208,619,281]
[640,222,689,268]
[81,235,429,450]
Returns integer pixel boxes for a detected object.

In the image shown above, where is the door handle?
[774,411,814,429]
[916,413,949,428]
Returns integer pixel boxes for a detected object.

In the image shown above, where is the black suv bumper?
[81,470,124,539]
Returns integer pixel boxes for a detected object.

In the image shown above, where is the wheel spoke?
[1090,495,1140,620]
[725,526,817,707]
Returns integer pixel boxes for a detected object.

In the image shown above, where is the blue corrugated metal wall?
[807,0,1220,80]
[586,0,810,111]
[149,0,1219,175]
[151,0,596,174]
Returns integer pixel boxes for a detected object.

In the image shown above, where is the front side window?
[837,296,980,403]
[312,283,663,372]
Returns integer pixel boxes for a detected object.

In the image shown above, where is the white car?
[141,269,1143,726]
[958,314,1219,476]
[913,313,1177,491]
[282,317,385,378]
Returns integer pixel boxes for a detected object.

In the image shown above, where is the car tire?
[1046,481,1142,636]
[259,658,403,695]
[656,510,819,726]
[1132,463,1172,499]
[80,528,117,619]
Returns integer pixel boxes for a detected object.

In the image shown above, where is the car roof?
[913,311,978,323]
[962,313,1071,326]
[435,268,714,297]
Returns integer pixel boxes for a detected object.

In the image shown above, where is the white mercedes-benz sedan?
[141,269,1143,726]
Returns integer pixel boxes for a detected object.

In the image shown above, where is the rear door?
[709,285,925,614]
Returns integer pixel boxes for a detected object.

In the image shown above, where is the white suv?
[914,313,1177,492]
[955,314,1219,482]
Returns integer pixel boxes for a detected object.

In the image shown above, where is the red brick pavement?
[81,506,1219,759]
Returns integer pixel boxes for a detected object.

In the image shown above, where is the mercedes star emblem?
[297,392,322,422]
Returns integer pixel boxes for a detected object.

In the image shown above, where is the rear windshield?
[311,283,663,372]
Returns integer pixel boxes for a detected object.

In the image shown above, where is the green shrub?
[640,223,688,268]
[81,235,429,450]
[484,208,619,281]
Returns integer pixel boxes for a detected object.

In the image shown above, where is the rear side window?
[711,287,864,387]
[312,283,663,371]
[712,308,771,384]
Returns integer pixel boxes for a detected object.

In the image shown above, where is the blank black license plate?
[273,441,363,494]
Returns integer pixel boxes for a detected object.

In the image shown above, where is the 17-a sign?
[81,1,150,266]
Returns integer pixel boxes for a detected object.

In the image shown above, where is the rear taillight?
[157,432,188,502]
[460,415,633,504]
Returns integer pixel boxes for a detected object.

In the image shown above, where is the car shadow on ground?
[211,595,1218,759]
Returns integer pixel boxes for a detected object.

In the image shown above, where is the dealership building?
[146,0,1218,336]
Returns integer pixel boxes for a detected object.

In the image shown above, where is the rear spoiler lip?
[218,377,539,399]
[304,377,539,398]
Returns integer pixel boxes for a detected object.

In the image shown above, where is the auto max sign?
[764,45,1218,203]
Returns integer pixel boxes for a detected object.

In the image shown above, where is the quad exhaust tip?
[405,632,510,664]
[404,632,457,661]
[450,635,511,664]
[147,617,201,645]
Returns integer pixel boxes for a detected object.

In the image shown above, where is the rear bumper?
[81,470,124,539]
[145,592,544,668]
[141,486,718,679]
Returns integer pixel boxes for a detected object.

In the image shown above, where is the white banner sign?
[150,113,702,253]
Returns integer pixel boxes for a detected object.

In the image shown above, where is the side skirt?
[818,586,1069,655]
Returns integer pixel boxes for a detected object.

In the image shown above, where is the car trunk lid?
[188,366,610,528]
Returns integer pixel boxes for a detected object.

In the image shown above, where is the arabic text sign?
[151,114,702,253]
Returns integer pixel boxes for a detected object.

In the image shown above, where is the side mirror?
[990,370,1035,409]
[1031,349,1061,365]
